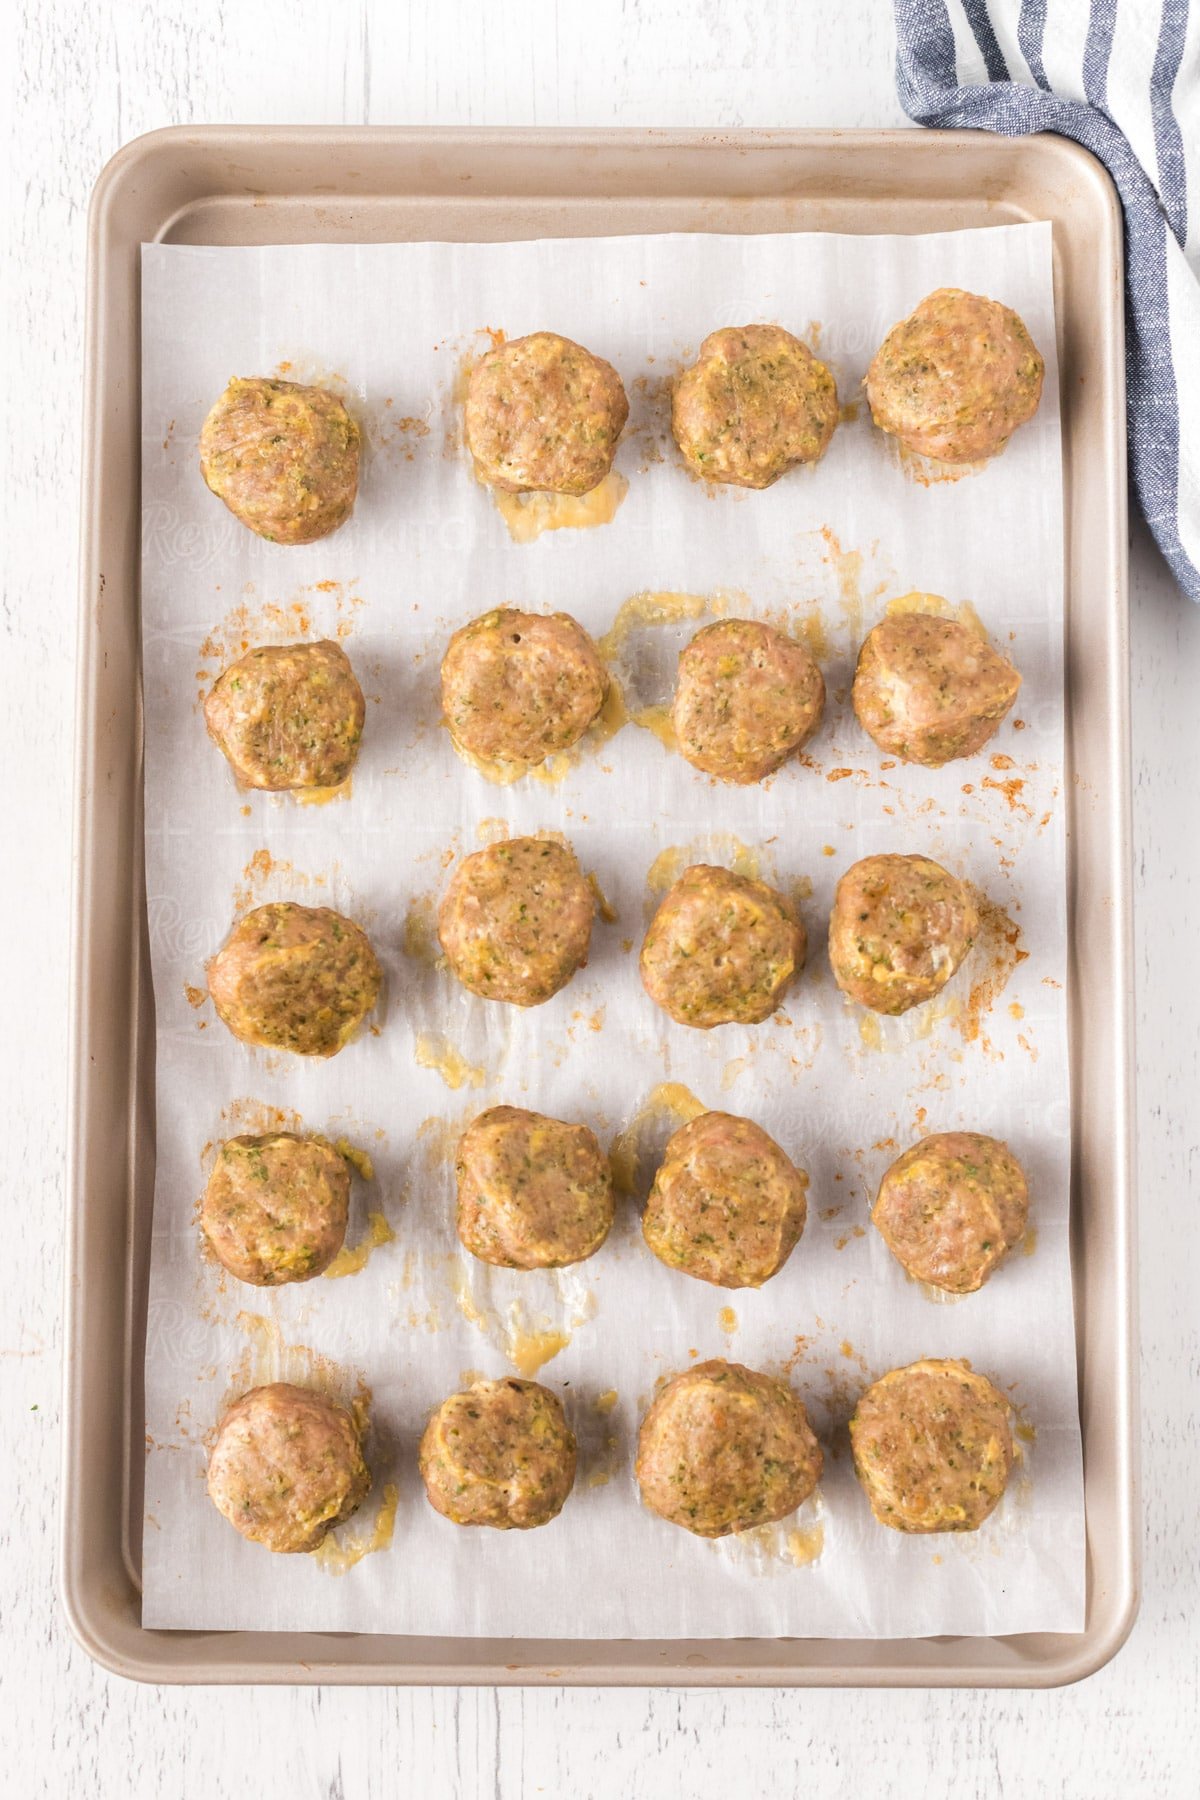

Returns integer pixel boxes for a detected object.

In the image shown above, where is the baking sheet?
[139,224,1083,1638]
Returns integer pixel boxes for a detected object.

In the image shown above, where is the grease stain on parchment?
[884,590,988,637]
[323,1211,396,1280]
[311,1482,399,1574]
[610,1082,708,1198]
[224,1311,369,1418]
[954,891,1029,1059]
[599,590,740,753]
[492,471,629,543]
[713,1495,826,1577]
[450,1263,597,1378]
[414,1033,487,1092]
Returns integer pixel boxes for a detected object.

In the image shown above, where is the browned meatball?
[852,613,1021,767]
[465,332,629,496]
[206,1382,370,1553]
[441,608,608,768]
[872,1132,1029,1294]
[850,1359,1014,1533]
[201,1132,351,1285]
[636,1360,822,1537]
[643,1110,808,1288]
[829,854,976,1016]
[640,863,804,1029]
[208,901,382,1056]
[437,836,594,1007]
[866,289,1045,464]
[418,1377,576,1529]
[204,640,366,791]
[199,377,360,544]
[456,1105,614,1269]
[672,619,825,783]
[671,325,838,488]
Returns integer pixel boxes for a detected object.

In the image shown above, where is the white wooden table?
[4,3,1197,1793]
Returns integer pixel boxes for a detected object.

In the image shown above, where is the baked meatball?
[640,863,804,1029]
[671,325,838,488]
[456,1105,614,1269]
[850,1358,1013,1533]
[204,640,366,791]
[636,1360,822,1537]
[207,1382,370,1553]
[866,288,1045,464]
[438,836,594,1007]
[208,901,382,1056]
[465,332,628,496]
[672,619,825,783]
[418,1377,576,1529]
[853,613,1020,767]
[829,854,976,1016]
[199,376,361,544]
[872,1132,1029,1295]
[201,1132,351,1285]
[643,1110,808,1289]
[441,608,608,768]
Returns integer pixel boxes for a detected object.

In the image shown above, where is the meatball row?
[207,1355,1017,1553]
[203,1111,1028,1301]
[203,604,1021,798]
[199,293,1044,545]
[202,848,984,1063]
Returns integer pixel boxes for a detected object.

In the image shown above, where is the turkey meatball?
[199,376,361,544]
[866,288,1044,464]
[640,863,804,1029]
[208,901,382,1056]
[456,1105,614,1269]
[643,1110,808,1289]
[437,836,594,1007]
[829,854,976,1016]
[672,618,825,783]
[636,1360,822,1537]
[872,1132,1029,1295]
[418,1377,576,1529]
[201,1132,351,1285]
[853,612,1020,767]
[206,1382,370,1553]
[441,607,608,769]
[850,1358,1014,1533]
[671,325,838,488]
[465,332,628,496]
[204,639,365,791]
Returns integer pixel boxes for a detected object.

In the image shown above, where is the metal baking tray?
[66,126,1137,1687]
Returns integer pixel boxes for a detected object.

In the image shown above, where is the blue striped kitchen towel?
[894,0,1200,601]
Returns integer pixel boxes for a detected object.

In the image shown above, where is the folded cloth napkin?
[895,0,1200,600]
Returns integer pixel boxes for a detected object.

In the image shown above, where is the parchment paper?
[139,224,1083,1637]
